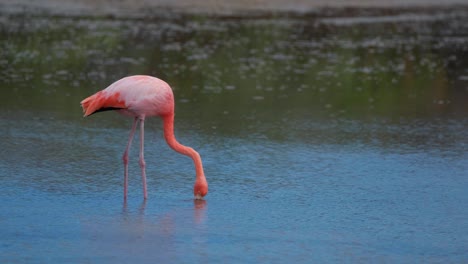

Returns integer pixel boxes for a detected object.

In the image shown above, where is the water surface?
[1,6,468,263]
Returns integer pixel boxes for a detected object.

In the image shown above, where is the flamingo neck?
[162,114,206,182]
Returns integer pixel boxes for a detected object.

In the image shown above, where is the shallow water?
[1,7,468,263]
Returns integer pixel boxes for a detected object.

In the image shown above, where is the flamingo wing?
[80,90,127,117]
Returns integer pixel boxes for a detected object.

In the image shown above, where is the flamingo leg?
[123,117,138,200]
[139,117,148,199]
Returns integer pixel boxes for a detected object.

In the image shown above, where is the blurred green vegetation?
[0,11,467,132]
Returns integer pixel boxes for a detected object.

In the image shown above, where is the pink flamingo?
[80,75,208,200]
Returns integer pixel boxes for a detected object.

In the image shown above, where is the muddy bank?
[1,0,468,17]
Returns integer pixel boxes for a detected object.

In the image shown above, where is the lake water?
[1,6,468,263]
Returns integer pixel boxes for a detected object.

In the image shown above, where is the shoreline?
[1,0,468,17]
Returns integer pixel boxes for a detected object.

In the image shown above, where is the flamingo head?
[194,180,208,200]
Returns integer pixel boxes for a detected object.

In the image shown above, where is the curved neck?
[162,114,205,181]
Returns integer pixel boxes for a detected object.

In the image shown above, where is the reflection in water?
[1,7,467,129]
[80,199,208,262]
[121,199,147,219]
[193,199,207,225]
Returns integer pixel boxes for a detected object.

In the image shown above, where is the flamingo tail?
[80,91,126,117]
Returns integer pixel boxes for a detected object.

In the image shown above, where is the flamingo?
[80,75,208,200]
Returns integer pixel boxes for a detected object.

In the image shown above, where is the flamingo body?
[81,76,174,118]
[81,75,208,200]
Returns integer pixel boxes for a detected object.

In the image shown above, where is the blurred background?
[1,0,467,263]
